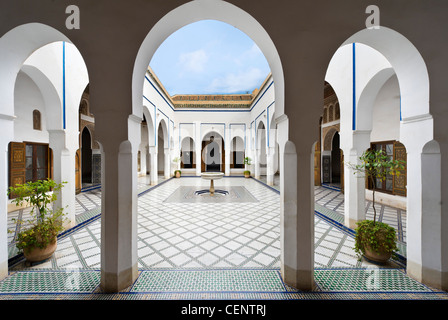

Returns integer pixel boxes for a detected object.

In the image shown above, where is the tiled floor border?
[1,268,447,300]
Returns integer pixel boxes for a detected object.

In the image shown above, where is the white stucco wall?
[142,72,276,171]
[370,74,401,143]
[13,71,49,143]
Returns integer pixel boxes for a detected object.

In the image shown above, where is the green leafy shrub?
[354,220,398,259]
[8,179,66,252]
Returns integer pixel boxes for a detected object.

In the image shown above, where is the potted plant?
[347,149,405,263]
[243,157,252,178]
[8,179,67,263]
[172,156,181,178]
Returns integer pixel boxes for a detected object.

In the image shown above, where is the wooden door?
[75,149,81,194]
[221,145,225,173]
[201,141,206,172]
[8,142,26,198]
[393,141,407,196]
[314,142,321,186]
[322,155,330,183]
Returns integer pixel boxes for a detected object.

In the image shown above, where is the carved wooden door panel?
[314,142,321,186]
[393,142,407,196]
[201,141,206,172]
[8,142,26,198]
[322,155,330,183]
[75,149,81,194]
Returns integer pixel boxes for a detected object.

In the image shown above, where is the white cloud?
[178,49,208,73]
[206,68,265,94]
[233,43,264,66]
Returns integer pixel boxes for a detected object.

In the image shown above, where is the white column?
[342,130,370,229]
[266,147,276,185]
[195,122,202,176]
[254,149,260,179]
[420,141,444,289]
[406,140,444,289]
[164,147,170,178]
[98,115,139,293]
[225,130,230,176]
[145,146,151,185]
[0,116,14,281]
[280,140,315,290]
[49,130,77,229]
[139,146,147,178]
[149,146,157,185]
[343,148,367,228]
[400,116,446,290]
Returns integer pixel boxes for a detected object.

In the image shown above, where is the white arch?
[20,64,63,131]
[81,125,94,148]
[230,136,245,152]
[356,67,396,132]
[0,23,70,117]
[0,23,84,281]
[343,27,430,122]
[201,129,225,144]
[132,0,284,121]
[156,117,169,148]
[332,26,442,288]
[256,120,267,150]
[142,105,155,147]
[181,135,195,146]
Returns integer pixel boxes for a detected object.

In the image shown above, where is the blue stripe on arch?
[352,42,356,131]
[63,41,66,129]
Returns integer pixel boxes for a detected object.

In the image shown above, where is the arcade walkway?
[1,176,447,300]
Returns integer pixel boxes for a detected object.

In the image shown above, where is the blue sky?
[149,20,271,96]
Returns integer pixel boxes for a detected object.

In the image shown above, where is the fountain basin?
[200,172,224,195]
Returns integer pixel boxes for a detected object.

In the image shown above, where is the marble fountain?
[195,172,228,196]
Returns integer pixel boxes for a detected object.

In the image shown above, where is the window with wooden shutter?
[9,142,50,188]
[369,140,407,196]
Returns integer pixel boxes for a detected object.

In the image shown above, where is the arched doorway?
[201,131,224,172]
[129,0,289,293]
[157,125,165,176]
[81,127,92,185]
[331,131,341,185]
[0,23,89,281]
[256,121,267,178]
[230,136,245,169]
[142,105,156,184]
[75,150,81,194]
[181,137,195,169]
[156,118,169,178]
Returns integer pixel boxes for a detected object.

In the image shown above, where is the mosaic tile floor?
[3,175,448,300]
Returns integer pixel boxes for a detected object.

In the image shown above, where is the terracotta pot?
[363,244,391,264]
[244,172,250,178]
[23,239,57,262]
[175,171,181,178]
